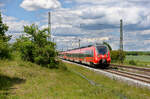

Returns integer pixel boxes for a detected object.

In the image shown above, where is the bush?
[19,40,35,62]
[0,40,12,59]
[34,56,45,65]
[13,24,59,69]
[111,51,120,62]
[129,60,136,65]
[111,50,126,63]
[0,12,12,60]
[57,60,67,70]
[33,44,57,67]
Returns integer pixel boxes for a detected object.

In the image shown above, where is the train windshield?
[96,46,107,55]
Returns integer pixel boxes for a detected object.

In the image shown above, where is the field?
[126,55,150,63]
[124,55,150,67]
[0,58,150,99]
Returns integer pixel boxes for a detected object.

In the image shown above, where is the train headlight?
[95,57,98,60]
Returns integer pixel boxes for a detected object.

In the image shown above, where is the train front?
[94,45,111,67]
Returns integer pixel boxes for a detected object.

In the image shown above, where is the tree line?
[125,51,150,56]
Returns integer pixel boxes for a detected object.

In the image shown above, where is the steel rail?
[104,70,150,84]
[62,59,150,84]
[110,64,150,72]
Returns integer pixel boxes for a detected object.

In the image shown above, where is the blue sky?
[0,0,150,51]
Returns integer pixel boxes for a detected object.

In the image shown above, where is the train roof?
[62,43,107,52]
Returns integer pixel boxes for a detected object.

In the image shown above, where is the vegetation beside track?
[112,55,150,68]
[0,58,68,99]
[111,49,150,67]
[64,62,150,99]
[0,56,150,99]
[0,12,61,69]
[125,55,150,66]
[0,9,150,99]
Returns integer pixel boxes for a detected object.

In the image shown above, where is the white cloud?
[3,15,17,22]
[52,24,72,29]
[74,0,150,5]
[0,3,4,7]
[3,0,148,51]
[54,36,110,50]
[140,30,150,35]
[74,0,117,4]
[38,2,150,51]
[2,14,31,32]
[82,37,109,43]
[20,0,61,11]
[64,0,73,4]
[144,40,150,45]
[72,0,150,27]
[78,5,145,25]
[2,14,40,43]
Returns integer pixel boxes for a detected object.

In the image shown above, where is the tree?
[0,12,12,59]
[14,24,58,68]
[24,24,50,47]
[0,12,11,41]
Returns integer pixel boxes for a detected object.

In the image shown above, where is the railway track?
[62,59,150,85]
[110,64,150,72]
[104,69,150,84]
[110,64,150,77]
[104,65,150,84]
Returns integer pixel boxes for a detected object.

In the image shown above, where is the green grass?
[126,55,150,63]
[112,55,150,68]
[64,62,150,99]
[0,57,150,98]
[124,55,150,67]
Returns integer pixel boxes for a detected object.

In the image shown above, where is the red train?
[59,44,111,68]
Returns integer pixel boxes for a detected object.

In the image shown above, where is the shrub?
[0,12,12,60]
[13,24,59,69]
[0,40,12,59]
[19,40,35,62]
[111,51,120,62]
[111,50,126,63]
[33,44,57,67]
[129,60,136,65]
[34,56,45,65]
[57,60,67,70]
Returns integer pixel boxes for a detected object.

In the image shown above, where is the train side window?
[85,50,90,57]
[85,51,88,57]
[88,50,91,57]
[81,53,84,57]
[91,50,94,57]
[73,54,75,57]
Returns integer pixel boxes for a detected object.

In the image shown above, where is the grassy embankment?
[0,55,150,98]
